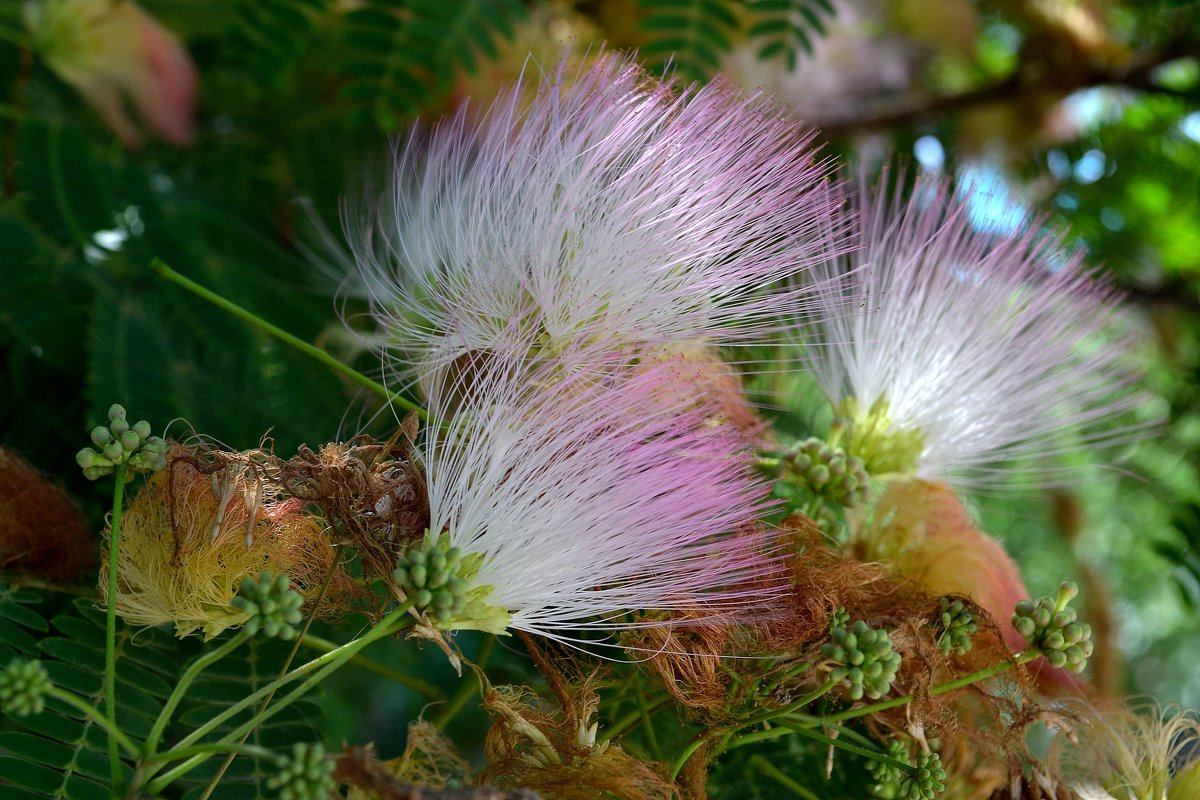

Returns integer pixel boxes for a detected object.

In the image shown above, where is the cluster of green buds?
[898,751,947,800]
[868,741,946,800]
[393,532,509,633]
[267,742,337,800]
[821,618,902,700]
[782,435,869,508]
[829,606,851,634]
[1012,581,1093,674]
[0,658,52,717]
[931,597,979,657]
[76,404,167,480]
[231,572,304,640]
[867,740,910,798]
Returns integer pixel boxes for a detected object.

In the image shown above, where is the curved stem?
[138,601,413,791]
[748,755,821,800]
[299,633,444,700]
[145,630,387,792]
[150,259,428,421]
[601,695,671,743]
[819,652,1032,725]
[144,631,249,755]
[105,462,127,790]
[140,742,275,764]
[432,634,494,729]
[46,687,140,760]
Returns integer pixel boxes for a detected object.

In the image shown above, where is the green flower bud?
[107,404,126,422]
[232,571,304,640]
[898,751,946,800]
[868,739,910,798]
[119,430,141,452]
[822,619,901,701]
[267,742,336,800]
[0,658,52,717]
[90,426,113,446]
[132,420,152,440]
[783,436,872,509]
[1012,583,1093,672]
[391,532,510,634]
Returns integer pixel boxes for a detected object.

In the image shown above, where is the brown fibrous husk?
[0,447,95,582]
[101,442,357,638]
[480,677,678,800]
[266,415,428,583]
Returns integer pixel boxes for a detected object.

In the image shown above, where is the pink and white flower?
[802,169,1144,488]
[26,0,197,148]
[345,51,846,389]
[414,341,783,638]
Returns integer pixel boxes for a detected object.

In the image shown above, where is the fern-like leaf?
[746,0,838,68]
[224,0,334,92]
[0,591,181,799]
[338,0,526,130]
[172,637,325,800]
[637,0,740,82]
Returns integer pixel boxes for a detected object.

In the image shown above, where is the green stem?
[105,462,127,790]
[739,679,836,730]
[670,736,709,782]
[779,724,914,774]
[601,695,671,743]
[197,560,341,800]
[748,755,821,800]
[670,680,836,782]
[140,742,275,764]
[139,601,414,791]
[299,633,444,700]
[144,631,249,755]
[819,652,1032,725]
[0,25,29,48]
[432,635,494,729]
[145,628,389,792]
[150,258,427,421]
[636,682,663,762]
[46,687,140,760]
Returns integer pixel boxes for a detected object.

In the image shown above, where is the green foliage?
[637,0,741,82]
[0,587,170,799]
[175,638,326,800]
[223,0,335,93]
[747,0,837,68]
[339,0,526,130]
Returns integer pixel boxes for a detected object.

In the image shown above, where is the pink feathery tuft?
[802,167,1148,488]
[344,49,849,390]
[418,337,786,640]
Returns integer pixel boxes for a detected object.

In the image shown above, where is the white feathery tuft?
[417,338,785,640]
[802,168,1148,488]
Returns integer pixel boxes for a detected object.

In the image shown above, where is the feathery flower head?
[25,0,197,148]
[409,341,783,639]
[804,168,1142,488]
[1054,700,1200,800]
[346,49,846,389]
[104,444,350,639]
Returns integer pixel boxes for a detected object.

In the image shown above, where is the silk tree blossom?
[25,0,197,148]
[801,169,1143,488]
[345,51,847,390]
[395,342,785,640]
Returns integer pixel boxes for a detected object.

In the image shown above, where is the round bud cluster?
[231,571,304,640]
[0,658,52,717]
[867,739,910,798]
[1012,581,1093,673]
[783,437,869,508]
[932,598,979,657]
[393,537,473,625]
[267,742,337,800]
[829,606,851,634]
[75,404,167,480]
[898,751,946,800]
[821,619,902,701]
